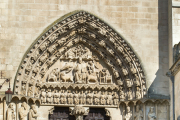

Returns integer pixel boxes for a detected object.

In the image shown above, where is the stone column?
[3,99,6,120]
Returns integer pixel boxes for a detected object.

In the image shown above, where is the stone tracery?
[14,11,147,107]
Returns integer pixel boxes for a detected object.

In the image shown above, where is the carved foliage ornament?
[14,11,146,103]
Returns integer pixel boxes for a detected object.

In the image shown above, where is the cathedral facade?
[0,0,172,120]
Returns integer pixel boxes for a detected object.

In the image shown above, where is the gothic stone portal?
[14,11,147,108]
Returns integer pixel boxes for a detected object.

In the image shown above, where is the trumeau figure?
[19,102,28,120]
[94,91,100,105]
[53,89,60,104]
[100,91,106,105]
[29,104,38,120]
[148,107,156,120]
[124,106,132,120]
[68,90,73,104]
[74,90,79,105]
[41,88,46,104]
[134,105,143,120]
[6,103,15,120]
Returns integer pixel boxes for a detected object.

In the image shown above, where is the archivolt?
[14,11,146,101]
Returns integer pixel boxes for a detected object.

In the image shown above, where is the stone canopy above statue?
[14,11,147,106]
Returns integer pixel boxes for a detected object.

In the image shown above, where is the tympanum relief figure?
[134,105,143,120]
[79,91,86,104]
[6,103,15,120]
[47,89,53,104]
[148,107,156,120]
[48,68,58,82]
[27,86,33,97]
[29,104,38,120]
[113,92,119,105]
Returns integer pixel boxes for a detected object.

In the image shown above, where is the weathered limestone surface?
[0,0,169,98]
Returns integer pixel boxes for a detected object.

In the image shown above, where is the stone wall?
[0,0,170,97]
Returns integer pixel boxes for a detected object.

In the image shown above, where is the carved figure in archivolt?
[148,107,156,120]
[41,88,46,104]
[29,104,38,120]
[27,86,33,97]
[34,87,40,98]
[94,91,100,105]
[134,105,143,120]
[128,88,133,100]
[19,102,28,120]
[136,87,141,99]
[21,83,26,95]
[6,103,15,120]
[124,106,132,120]
[68,90,73,104]
[54,89,60,104]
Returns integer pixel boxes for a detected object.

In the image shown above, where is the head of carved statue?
[150,107,154,113]
[8,103,13,109]
[22,102,27,109]
[136,105,140,112]
[31,104,37,113]
[127,106,130,112]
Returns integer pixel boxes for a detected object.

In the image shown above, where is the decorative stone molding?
[69,106,89,120]
[14,11,147,107]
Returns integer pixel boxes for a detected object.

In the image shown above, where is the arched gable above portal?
[14,11,147,106]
